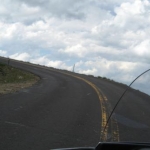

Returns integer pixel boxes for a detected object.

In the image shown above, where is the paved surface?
[0,58,101,149]
[0,57,150,149]
[83,76,150,143]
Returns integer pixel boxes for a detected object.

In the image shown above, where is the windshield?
[103,70,150,143]
[0,0,150,149]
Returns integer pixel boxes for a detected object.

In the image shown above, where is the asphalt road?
[0,57,150,149]
[0,58,101,149]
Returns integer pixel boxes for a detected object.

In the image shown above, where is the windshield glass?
[104,70,150,142]
[0,0,150,149]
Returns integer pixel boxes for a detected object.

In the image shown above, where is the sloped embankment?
[0,62,39,94]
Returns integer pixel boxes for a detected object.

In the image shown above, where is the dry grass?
[0,63,39,94]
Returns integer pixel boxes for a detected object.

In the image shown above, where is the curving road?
[0,57,150,150]
[0,58,101,149]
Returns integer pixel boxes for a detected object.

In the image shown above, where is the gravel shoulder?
[0,79,39,94]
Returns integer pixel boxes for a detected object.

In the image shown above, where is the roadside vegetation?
[0,62,39,94]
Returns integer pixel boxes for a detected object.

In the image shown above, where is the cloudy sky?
[0,0,150,84]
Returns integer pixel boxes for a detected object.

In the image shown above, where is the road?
[0,57,150,149]
[0,58,101,149]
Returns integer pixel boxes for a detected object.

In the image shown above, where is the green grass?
[0,62,39,84]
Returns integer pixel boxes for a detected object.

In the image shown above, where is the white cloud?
[30,56,63,68]
[75,58,150,84]
[60,44,88,57]
[79,68,97,75]
[0,0,150,84]
[0,50,7,56]
[10,52,30,61]
[30,56,73,70]
[133,40,150,57]
[75,61,84,67]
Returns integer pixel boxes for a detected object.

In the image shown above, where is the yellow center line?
[8,58,119,141]
[48,70,108,141]
[61,72,120,142]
